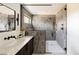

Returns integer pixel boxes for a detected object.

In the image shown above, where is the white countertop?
[0,36,33,55]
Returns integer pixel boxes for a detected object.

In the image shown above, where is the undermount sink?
[0,38,17,47]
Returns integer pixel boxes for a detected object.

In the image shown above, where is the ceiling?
[23,3,66,15]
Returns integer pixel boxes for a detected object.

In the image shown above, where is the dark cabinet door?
[16,38,34,55]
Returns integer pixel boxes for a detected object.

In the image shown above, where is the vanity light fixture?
[17,14,19,25]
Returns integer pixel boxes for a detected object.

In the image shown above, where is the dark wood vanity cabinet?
[16,38,34,55]
[16,30,46,55]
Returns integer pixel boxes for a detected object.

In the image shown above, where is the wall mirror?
[0,3,16,32]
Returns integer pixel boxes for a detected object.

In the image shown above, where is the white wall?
[67,4,79,54]
[0,3,21,40]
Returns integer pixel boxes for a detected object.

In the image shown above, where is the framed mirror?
[0,3,16,32]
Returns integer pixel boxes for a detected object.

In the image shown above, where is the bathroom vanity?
[16,36,34,55]
[0,36,34,55]
[0,4,46,55]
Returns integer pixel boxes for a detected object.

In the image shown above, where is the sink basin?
[0,38,17,47]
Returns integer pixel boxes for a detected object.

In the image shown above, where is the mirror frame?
[0,3,16,32]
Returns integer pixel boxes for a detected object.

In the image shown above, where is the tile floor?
[46,40,66,55]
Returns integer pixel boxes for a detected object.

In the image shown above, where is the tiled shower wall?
[56,6,67,49]
[32,15,56,40]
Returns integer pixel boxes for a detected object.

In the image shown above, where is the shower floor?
[46,40,66,55]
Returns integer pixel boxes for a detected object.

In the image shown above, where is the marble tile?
[46,40,65,55]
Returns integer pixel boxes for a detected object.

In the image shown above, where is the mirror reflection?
[0,4,16,32]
